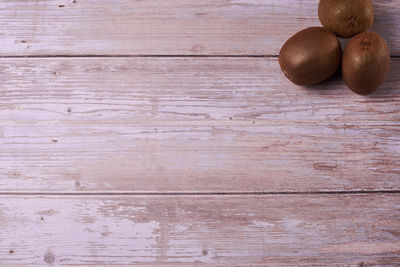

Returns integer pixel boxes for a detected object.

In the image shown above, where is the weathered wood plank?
[0,194,399,265]
[0,57,399,192]
[0,0,398,56]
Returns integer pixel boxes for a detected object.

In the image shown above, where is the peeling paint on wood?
[0,58,399,192]
[0,0,398,55]
[0,195,399,265]
[0,1,399,265]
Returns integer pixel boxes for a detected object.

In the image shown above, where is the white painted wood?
[0,0,398,56]
[0,1,398,266]
[0,194,399,265]
[0,57,399,192]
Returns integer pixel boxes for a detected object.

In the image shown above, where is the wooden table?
[1,0,399,266]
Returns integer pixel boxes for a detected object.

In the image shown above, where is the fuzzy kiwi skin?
[279,27,341,86]
[342,31,390,95]
[318,0,374,38]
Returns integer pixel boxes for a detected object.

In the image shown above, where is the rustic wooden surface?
[1,194,399,265]
[0,0,399,56]
[0,0,399,266]
[0,57,399,192]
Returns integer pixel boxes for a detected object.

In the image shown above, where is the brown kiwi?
[342,31,390,95]
[318,0,374,38]
[279,27,341,86]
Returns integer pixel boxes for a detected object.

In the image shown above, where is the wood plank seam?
[0,55,398,58]
[0,190,400,195]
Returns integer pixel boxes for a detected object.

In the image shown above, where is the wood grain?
[1,1,398,265]
[0,194,399,265]
[0,57,399,192]
[0,0,398,56]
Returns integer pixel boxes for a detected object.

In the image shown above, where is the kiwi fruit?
[318,0,374,38]
[342,31,390,95]
[279,27,341,85]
